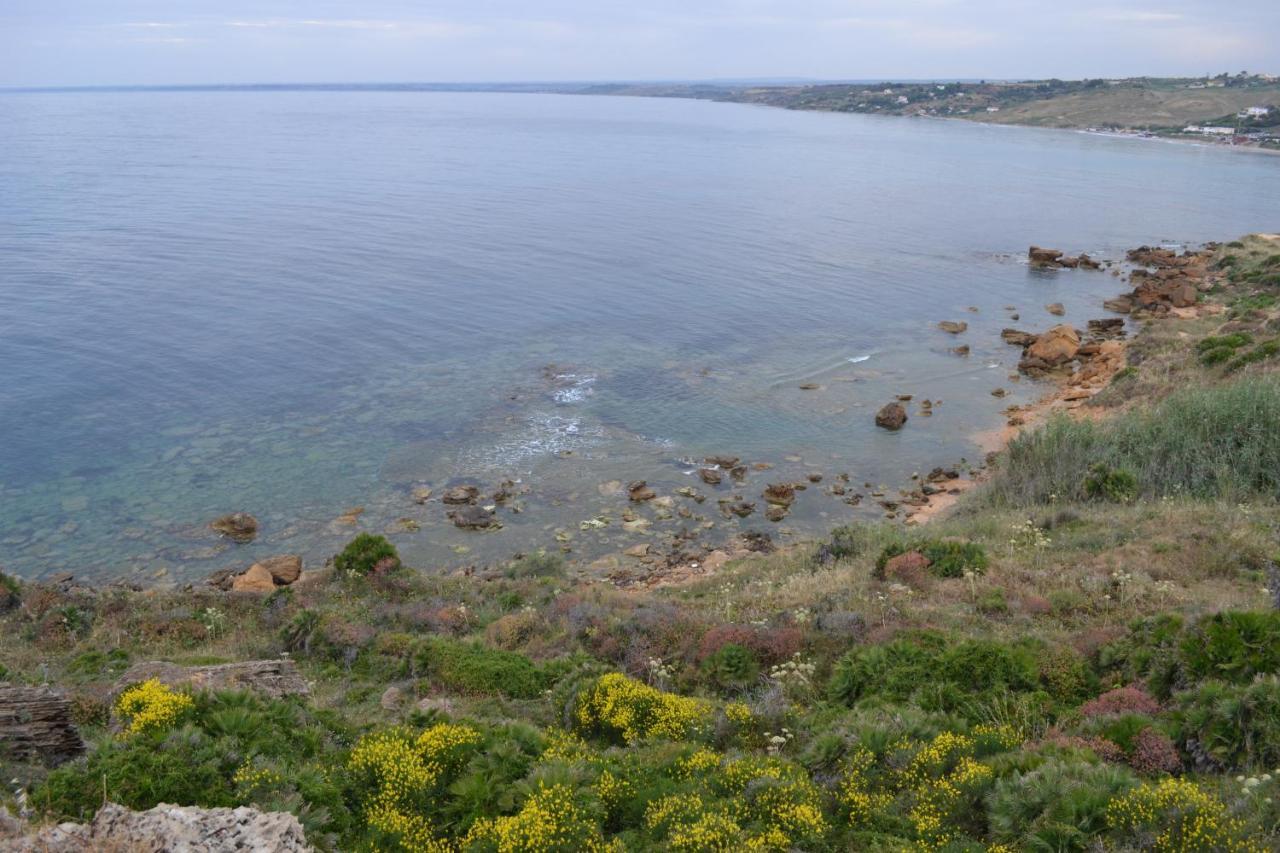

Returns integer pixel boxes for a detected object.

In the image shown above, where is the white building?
[1183,125,1236,136]
[1243,106,1272,118]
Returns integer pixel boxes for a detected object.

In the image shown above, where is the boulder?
[448,505,500,530]
[380,686,405,711]
[230,563,275,594]
[441,485,479,505]
[875,402,908,431]
[1046,303,1065,316]
[704,455,740,469]
[951,345,970,357]
[1028,246,1063,264]
[0,803,311,852]
[256,554,302,585]
[765,505,789,522]
[698,468,723,485]
[210,512,258,543]
[937,320,968,334]
[411,486,433,504]
[627,481,656,502]
[1024,324,1080,367]
[115,659,310,700]
[1001,329,1037,347]
[762,483,796,507]
[1087,318,1126,339]
[0,686,85,765]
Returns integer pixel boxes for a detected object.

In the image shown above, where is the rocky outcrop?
[1114,245,1218,316]
[0,802,311,852]
[230,563,275,593]
[441,485,480,505]
[0,686,85,765]
[209,512,258,543]
[1029,246,1102,270]
[698,468,722,485]
[762,483,796,507]
[1001,328,1037,347]
[937,320,968,334]
[448,505,500,530]
[1018,324,1081,375]
[115,659,309,700]
[875,402,908,430]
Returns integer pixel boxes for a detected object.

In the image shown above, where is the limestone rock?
[1,802,311,852]
[230,563,275,593]
[115,659,309,700]
[1024,324,1080,367]
[1046,303,1065,316]
[0,686,85,765]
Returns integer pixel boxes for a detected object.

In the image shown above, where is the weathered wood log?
[0,685,86,765]
[114,659,309,700]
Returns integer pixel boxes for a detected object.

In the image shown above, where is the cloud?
[1094,9,1185,23]
[223,18,478,37]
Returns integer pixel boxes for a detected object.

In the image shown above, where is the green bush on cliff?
[988,376,1280,505]
[1175,677,1280,771]
[415,637,548,698]
[1082,463,1138,503]
[334,533,400,577]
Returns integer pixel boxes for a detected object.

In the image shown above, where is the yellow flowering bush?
[724,701,753,725]
[574,672,711,744]
[114,679,194,736]
[1106,778,1263,852]
[646,751,828,850]
[349,723,482,852]
[232,759,283,798]
[840,747,892,827]
[463,782,615,852]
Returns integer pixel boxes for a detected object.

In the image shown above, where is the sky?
[2,1,1278,88]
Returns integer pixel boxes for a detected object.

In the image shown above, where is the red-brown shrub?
[1079,685,1162,719]
[1129,727,1181,775]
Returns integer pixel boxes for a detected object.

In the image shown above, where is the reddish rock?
[875,402,908,431]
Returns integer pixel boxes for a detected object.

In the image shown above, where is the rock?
[807,473,823,483]
[1046,303,1065,316]
[230,563,275,594]
[798,383,819,390]
[1077,253,1102,270]
[1,802,311,852]
[380,686,405,711]
[333,506,364,526]
[1087,318,1126,339]
[1001,328,1037,347]
[765,504,789,522]
[728,465,748,482]
[1028,246,1063,265]
[115,659,310,700]
[441,485,480,505]
[698,468,723,485]
[411,486,433,504]
[762,483,796,506]
[210,512,258,543]
[722,500,755,518]
[1024,324,1080,367]
[1103,295,1134,314]
[875,402,908,431]
[624,543,650,558]
[627,481,656,502]
[415,696,456,715]
[0,686,85,765]
[937,320,968,334]
[990,388,1007,398]
[951,345,970,357]
[704,455,740,469]
[449,505,500,530]
[255,554,302,585]
[1169,283,1199,308]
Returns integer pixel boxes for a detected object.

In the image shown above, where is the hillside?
[3,235,1280,850]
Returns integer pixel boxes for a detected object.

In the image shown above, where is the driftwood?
[114,659,309,700]
[0,685,86,765]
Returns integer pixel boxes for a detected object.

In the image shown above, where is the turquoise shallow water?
[1,90,1278,583]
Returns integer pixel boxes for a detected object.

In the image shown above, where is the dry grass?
[968,82,1280,129]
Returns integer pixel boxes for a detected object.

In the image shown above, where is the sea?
[2,89,1278,583]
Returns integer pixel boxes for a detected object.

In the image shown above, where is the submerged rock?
[698,468,723,485]
[441,485,480,505]
[937,320,968,334]
[209,512,258,544]
[627,481,656,502]
[449,505,500,530]
[763,483,796,507]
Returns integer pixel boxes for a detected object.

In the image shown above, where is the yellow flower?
[463,783,613,852]
[574,673,711,744]
[1106,778,1263,853]
[114,679,194,736]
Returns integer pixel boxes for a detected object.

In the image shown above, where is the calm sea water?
[2,90,1278,583]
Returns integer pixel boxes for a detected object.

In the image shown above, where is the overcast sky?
[3,1,1278,88]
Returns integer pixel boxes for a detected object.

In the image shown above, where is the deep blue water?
[1,90,1278,582]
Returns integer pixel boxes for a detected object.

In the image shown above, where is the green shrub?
[65,648,131,682]
[505,549,565,578]
[1176,677,1280,771]
[1225,339,1280,372]
[920,541,989,578]
[1199,345,1235,366]
[415,637,547,698]
[1180,611,1280,685]
[702,643,760,692]
[1082,463,1138,503]
[828,635,1040,715]
[987,376,1280,506]
[1037,646,1095,703]
[987,759,1137,851]
[334,533,400,577]
[977,589,1009,615]
[1196,333,1252,353]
